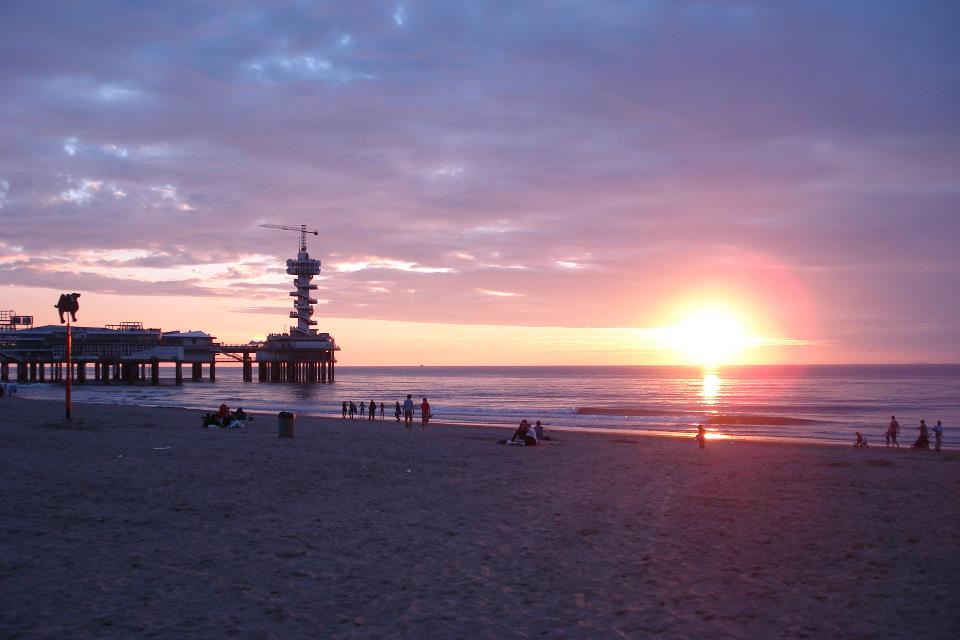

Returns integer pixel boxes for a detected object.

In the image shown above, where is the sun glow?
[664,309,750,366]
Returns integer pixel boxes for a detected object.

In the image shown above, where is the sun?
[665,309,750,366]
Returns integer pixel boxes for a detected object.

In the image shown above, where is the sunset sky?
[1,1,958,365]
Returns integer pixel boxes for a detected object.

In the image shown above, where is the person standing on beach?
[379,403,385,420]
[349,401,357,419]
[394,401,402,422]
[696,424,707,449]
[341,402,348,419]
[913,420,930,449]
[359,401,365,418]
[403,394,415,429]
[932,420,944,451]
[368,400,376,421]
[887,416,900,448]
[420,397,431,430]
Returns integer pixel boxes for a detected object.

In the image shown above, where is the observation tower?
[255,224,340,382]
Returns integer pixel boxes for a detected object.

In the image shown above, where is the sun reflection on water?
[701,371,721,404]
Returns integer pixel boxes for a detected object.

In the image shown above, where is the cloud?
[476,288,523,297]
[0,2,957,359]
[330,258,454,274]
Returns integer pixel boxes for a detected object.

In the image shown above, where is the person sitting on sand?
[202,413,221,428]
[932,420,944,451]
[696,424,707,448]
[853,432,868,448]
[218,403,230,420]
[233,407,248,422]
[534,420,545,441]
[912,420,930,450]
[510,420,537,446]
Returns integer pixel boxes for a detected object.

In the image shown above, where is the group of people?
[881,416,945,451]
[341,394,432,430]
[0,383,16,398]
[202,403,250,429]
[502,419,548,446]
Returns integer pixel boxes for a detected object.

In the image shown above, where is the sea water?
[12,364,958,446]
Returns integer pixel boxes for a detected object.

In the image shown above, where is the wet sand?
[1,398,958,638]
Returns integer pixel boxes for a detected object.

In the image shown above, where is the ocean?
[9,364,957,446]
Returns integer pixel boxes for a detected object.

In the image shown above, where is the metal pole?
[65,318,72,420]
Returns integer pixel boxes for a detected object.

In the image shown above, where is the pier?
[0,223,340,386]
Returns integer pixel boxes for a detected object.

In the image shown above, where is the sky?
[1,1,958,365]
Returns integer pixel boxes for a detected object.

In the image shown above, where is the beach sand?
[1,398,958,639]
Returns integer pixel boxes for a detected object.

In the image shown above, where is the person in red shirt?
[420,397,431,430]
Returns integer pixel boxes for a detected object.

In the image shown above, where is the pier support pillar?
[0,362,8,382]
[242,355,252,382]
[29,362,37,382]
[320,361,327,383]
[77,362,86,384]
[270,362,280,382]
[113,363,121,381]
[38,363,46,383]
[329,359,335,383]
[101,362,110,384]
[94,362,100,381]
[191,362,201,382]
[175,361,183,385]
[150,358,159,386]
[17,362,27,382]
[209,362,216,382]
[258,362,266,382]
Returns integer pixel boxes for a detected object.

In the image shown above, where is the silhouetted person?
[349,401,357,419]
[368,399,376,421]
[342,401,348,418]
[696,424,707,449]
[932,420,944,451]
[403,394,414,429]
[394,401,402,422]
[887,416,900,447]
[379,403,385,420]
[913,420,930,450]
[420,397,431,429]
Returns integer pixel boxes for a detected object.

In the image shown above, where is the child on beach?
[342,402,348,418]
[394,401,402,422]
[696,424,707,449]
[853,432,868,448]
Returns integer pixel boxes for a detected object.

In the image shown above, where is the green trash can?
[278,411,296,438]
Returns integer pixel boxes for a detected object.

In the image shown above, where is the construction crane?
[259,223,319,253]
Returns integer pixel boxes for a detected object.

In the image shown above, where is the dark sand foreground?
[1,398,959,639]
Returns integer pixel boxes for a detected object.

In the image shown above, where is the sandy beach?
[1,398,958,639]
